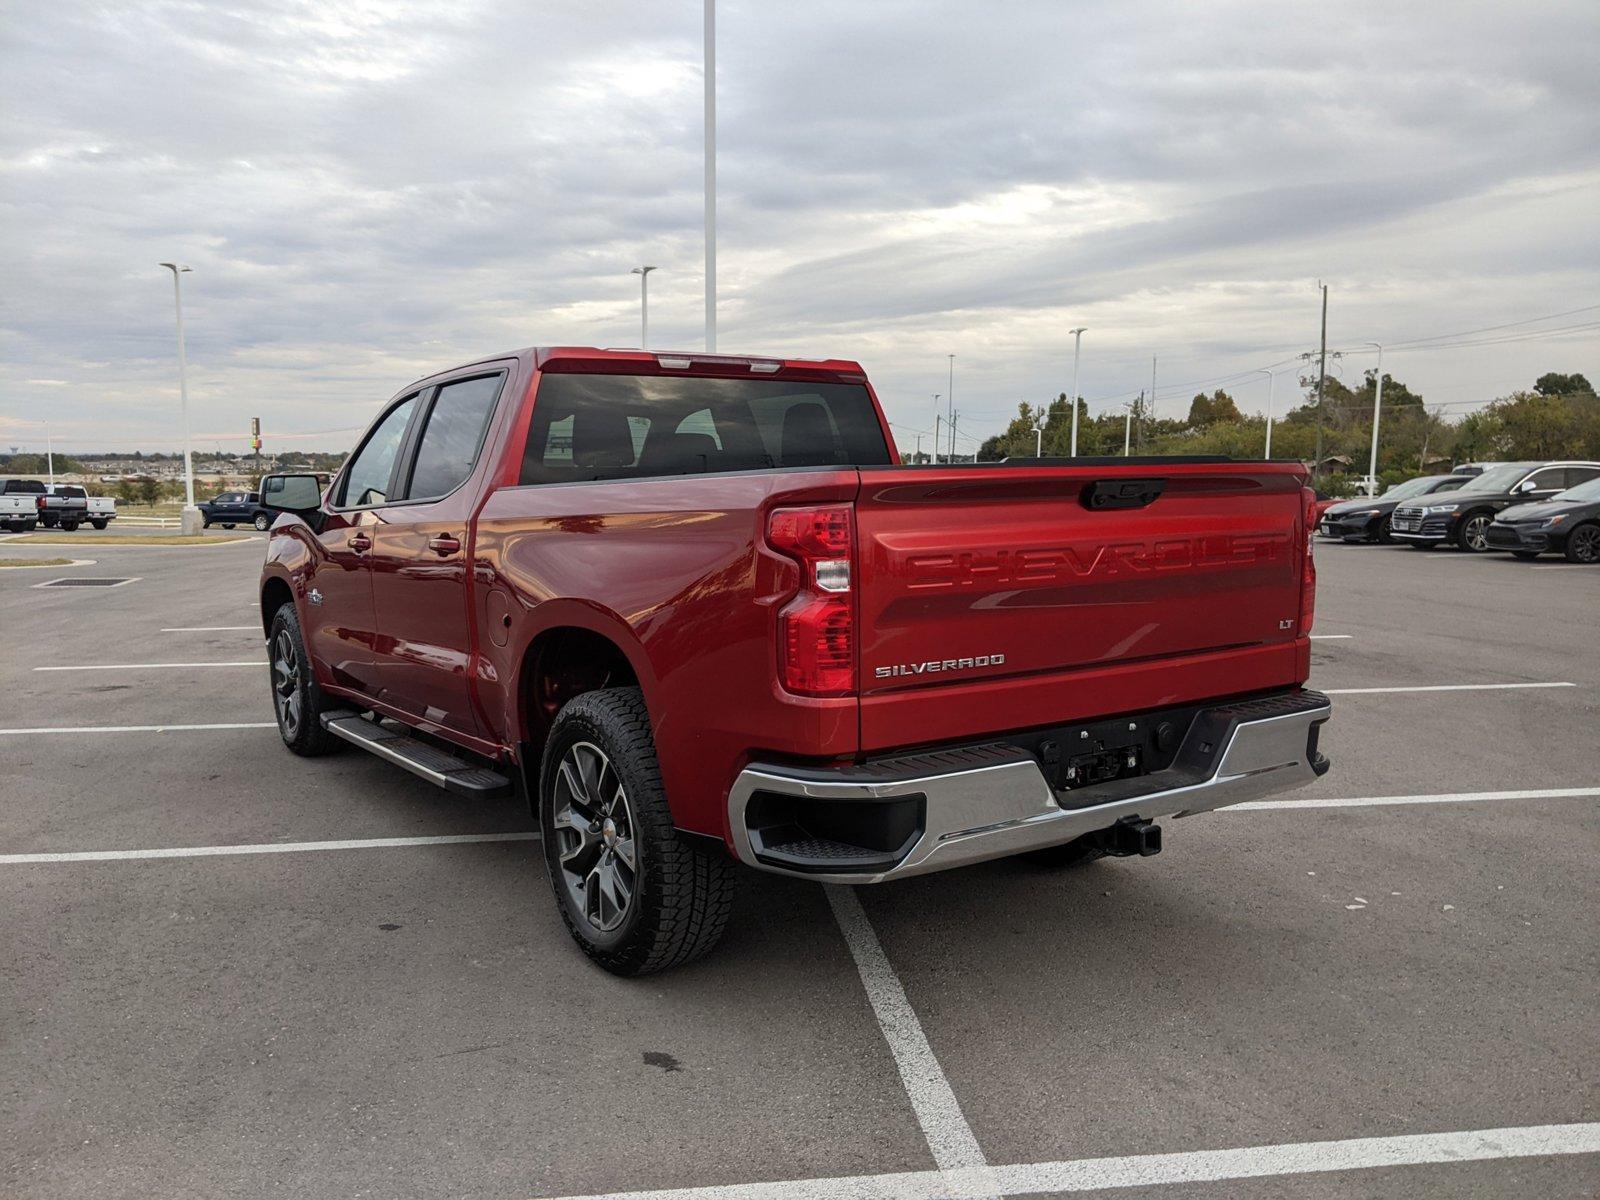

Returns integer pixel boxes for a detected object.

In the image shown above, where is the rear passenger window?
[406,374,505,500]
[1564,466,1599,487]
[339,394,419,507]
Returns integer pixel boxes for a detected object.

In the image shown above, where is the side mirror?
[259,474,325,529]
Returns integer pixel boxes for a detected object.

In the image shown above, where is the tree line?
[977,371,1598,489]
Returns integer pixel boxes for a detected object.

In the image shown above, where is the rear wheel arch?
[517,624,648,763]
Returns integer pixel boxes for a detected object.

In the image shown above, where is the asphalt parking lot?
[2,534,1596,1199]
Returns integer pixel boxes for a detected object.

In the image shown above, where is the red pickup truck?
[259,347,1330,975]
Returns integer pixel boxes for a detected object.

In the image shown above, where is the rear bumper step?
[320,712,512,797]
[728,689,1331,883]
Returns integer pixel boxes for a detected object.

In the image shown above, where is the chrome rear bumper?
[728,690,1331,884]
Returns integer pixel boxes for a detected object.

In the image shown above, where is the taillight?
[767,504,855,697]
[1300,487,1317,635]
[37,496,47,510]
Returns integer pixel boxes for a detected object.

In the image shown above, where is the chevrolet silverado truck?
[258,347,1331,975]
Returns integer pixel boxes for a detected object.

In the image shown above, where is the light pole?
[931,395,941,465]
[1364,342,1385,495]
[1035,413,1044,458]
[158,262,200,532]
[703,0,716,352]
[631,266,657,348]
[1256,368,1278,459]
[1068,327,1086,456]
[45,423,54,487]
[1122,402,1133,456]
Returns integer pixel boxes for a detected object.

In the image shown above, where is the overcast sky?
[2,0,1597,457]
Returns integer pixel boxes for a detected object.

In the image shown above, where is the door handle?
[427,534,461,556]
[348,532,372,552]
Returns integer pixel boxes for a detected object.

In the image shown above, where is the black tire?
[201,520,211,529]
[539,687,735,976]
[253,513,271,531]
[222,523,235,530]
[60,521,79,532]
[90,519,108,530]
[1564,522,1600,564]
[1511,550,1540,561]
[1023,833,1106,869]
[1375,516,1394,544]
[267,605,340,756]
[1457,511,1493,552]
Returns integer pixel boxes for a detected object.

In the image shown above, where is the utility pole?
[1150,356,1157,424]
[932,395,942,465]
[946,355,955,461]
[914,433,922,463]
[1068,327,1086,456]
[1313,281,1328,471]
[703,0,716,352]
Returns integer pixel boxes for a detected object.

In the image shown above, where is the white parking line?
[160,625,261,632]
[33,661,267,672]
[0,721,276,736]
[1323,681,1575,695]
[824,886,994,1184]
[1308,634,1353,640]
[0,832,540,864]
[1532,564,1595,570]
[1230,786,1600,811]
[523,1122,1600,1199]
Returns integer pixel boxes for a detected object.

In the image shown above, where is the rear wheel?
[1457,512,1493,552]
[1565,522,1600,564]
[539,687,735,976]
[60,521,79,532]
[267,606,340,756]
[90,519,108,530]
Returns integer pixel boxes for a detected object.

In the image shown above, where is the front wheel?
[267,606,340,756]
[1457,512,1493,552]
[1375,516,1394,544]
[539,687,735,976]
[253,513,271,531]
[1565,522,1600,564]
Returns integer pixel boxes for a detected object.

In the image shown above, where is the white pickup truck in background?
[0,477,44,532]
[40,484,117,530]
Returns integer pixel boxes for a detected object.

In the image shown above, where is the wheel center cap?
[601,817,618,847]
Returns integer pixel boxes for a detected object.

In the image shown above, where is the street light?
[1122,402,1134,456]
[1364,342,1385,496]
[158,262,200,533]
[631,266,657,349]
[1256,368,1278,459]
[1067,327,1086,456]
[703,0,716,352]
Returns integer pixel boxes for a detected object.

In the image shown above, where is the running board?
[320,712,512,797]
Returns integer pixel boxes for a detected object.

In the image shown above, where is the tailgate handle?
[1082,479,1165,511]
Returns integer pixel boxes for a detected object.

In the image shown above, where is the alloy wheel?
[1463,515,1491,551]
[271,629,302,738]
[1571,524,1600,564]
[551,741,637,933]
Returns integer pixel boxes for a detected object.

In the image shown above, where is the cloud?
[1,0,1596,454]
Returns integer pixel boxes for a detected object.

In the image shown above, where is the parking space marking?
[0,831,539,864]
[0,721,275,736]
[1532,564,1596,570]
[527,1122,1600,1199]
[1230,786,1600,812]
[1308,634,1353,640]
[1323,681,1575,695]
[824,885,995,1187]
[33,660,267,672]
[160,625,261,632]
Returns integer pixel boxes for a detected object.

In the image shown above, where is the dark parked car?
[1318,474,1471,543]
[1390,461,1600,551]
[1486,476,1600,563]
[198,491,271,530]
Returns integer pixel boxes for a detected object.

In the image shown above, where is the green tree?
[1186,389,1243,427]
[1534,372,1593,397]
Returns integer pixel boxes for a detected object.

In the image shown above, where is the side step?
[320,712,513,797]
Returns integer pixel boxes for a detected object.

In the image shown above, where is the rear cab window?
[520,374,890,484]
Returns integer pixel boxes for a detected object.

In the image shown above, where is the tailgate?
[853,462,1310,748]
